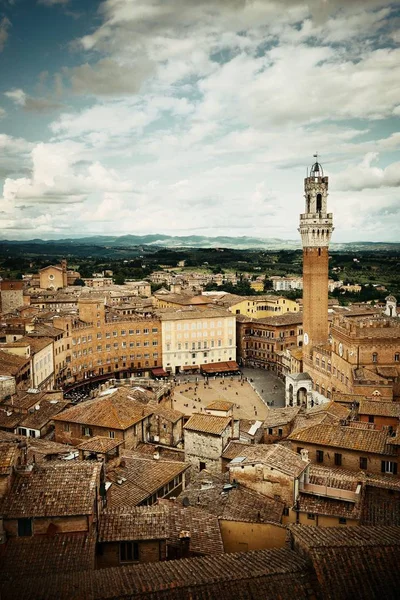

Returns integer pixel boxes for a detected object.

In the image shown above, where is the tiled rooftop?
[231,443,309,478]
[53,394,153,430]
[289,423,396,455]
[358,400,400,418]
[76,436,124,453]
[177,470,284,524]
[222,440,251,460]
[263,406,301,428]
[205,399,234,411]
[18,399,70,430]
[99,503,224,555]
[297,492,362,519]
[107,455,189,508]
[0,462,101,518]
[184,413,232,436]
[0,547,314,600]
[0,532,96,581]
[0,442,17,475]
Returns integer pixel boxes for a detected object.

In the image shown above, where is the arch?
[297,387,307,406]
[288,384,294,406]
[316,193,322,212]
[307,194,311,213]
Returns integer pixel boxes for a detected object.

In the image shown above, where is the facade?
[237,313,303,376]
[0,281,24,314]
[184,413,237,473]
[159,308,236,374]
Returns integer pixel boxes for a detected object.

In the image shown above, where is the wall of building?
[161,313,236,374]
[184,430,227,473]
[297,512,359,527]
[97,539,166,568]
[289,440,398,476]
[4,514,89,537]
[229,463,296,507]
[0,281,24,314]
[31,343,54,390]
[219,520,287,553]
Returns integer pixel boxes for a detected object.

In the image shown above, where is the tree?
[73,278,85,286]
[114,274,125,285]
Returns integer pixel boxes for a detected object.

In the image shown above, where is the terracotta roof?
[358,400,400,418]
[289,524,400,600]
[19,336,53,353]
[27,324,64,338]
[0,409,23,429]
[0,548,314,600]
[0,532,96,581]
[53,395,153,430]
[99,503,224,555]
[107,455,189,508]
[230,444,309,478]
[184,413,232,436]
[254,313,303,326]
[361,486,400,526]
[308,464,361,492]
[1,390,63,412]
[156,307,232,320]
[0,462,101,518]
[264,407,301,428]
[222,440,252,460]
[0,442,17,475]
[0,350,29,375]
[297,492,362,520]
[288,423,396,455]
[178,470,284,524]
[76,436,124,453]
[153,405,184,423]
[205,399,234,411]
[18,399,70,431]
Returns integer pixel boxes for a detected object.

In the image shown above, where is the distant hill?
[0,234,399,251]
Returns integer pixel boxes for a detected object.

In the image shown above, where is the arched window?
[372,353,378,363]
[316,193,322,212]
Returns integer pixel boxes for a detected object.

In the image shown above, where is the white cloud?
[5,87,64,112]
[335,153,400,191]
[38,0,69,6]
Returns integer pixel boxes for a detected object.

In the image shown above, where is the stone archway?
[297,387,308,406]
[288,384,294,406]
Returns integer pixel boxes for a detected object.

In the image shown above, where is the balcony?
[299,481,361,503]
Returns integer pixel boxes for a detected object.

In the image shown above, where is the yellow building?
[213,293,299,318]
[158,307,236,374]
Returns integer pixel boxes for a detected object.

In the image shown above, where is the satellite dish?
[182,497,190,507]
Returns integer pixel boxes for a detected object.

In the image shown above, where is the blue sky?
[0,0,399,242]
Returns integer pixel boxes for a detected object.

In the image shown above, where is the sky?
[0,0,399,243]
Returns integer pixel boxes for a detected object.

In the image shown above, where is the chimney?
[179,530,191,558]
[153,450,160,460]
[300,449,309,463]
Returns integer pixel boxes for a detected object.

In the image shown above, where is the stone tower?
[299,158,333,353]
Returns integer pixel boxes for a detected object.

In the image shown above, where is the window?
[109,431,115,439]
[83,426,92,437]
[278,428,283,436]
[316,450,324,463]
[334,453,342,466]
[339,517,347,525]
[199,461,206,471]
[307,513,315,520]
[297,447,304,454]
[372,353,377,363]
[360,457,368,470]
[381,461,398,475]
[395,353,399,362]
[268,428,273,435]
[18,518,33,537]
[120,541,139,563]
[282,507,289,516]
[63,423,70,432]
[368,415,374,423]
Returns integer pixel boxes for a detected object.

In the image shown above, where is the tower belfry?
[299,156,334,352]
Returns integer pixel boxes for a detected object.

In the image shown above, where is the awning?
[200,361,240,374]
[181,365,199,371]
[152,367,168,377]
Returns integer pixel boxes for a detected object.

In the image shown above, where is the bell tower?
[299,156,334,353]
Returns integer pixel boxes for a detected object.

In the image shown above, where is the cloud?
[0,16,11,51]
[1,141,137,213]
[67,57,155,96]
[335,153,400,191]
[5,88,64,112]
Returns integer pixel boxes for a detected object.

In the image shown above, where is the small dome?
[310,160,323,177]
[386,295,397,302]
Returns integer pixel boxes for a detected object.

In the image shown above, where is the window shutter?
[381,461,385,473]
